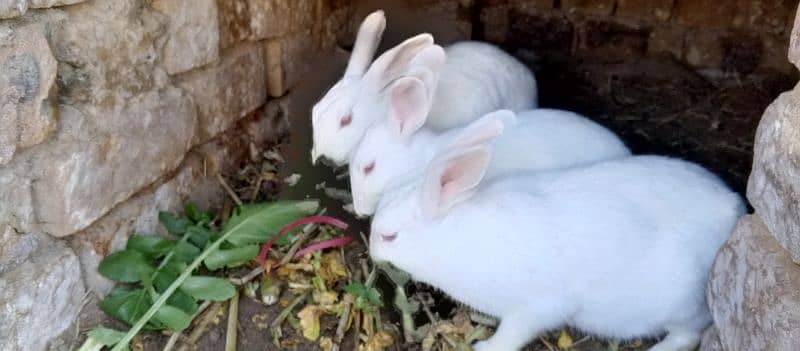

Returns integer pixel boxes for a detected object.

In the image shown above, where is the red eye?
[339,114,352,127]
[363,161,375,175]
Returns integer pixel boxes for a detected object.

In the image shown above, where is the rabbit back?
[425,41,538,131]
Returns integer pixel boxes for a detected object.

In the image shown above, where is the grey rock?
[747,87,800,262]
[0,233,86,351]
[28,0,86,9]
[699,325,724,351]
[177,42,266,144]
[0,0,27,19]
[31,89,196,237]
[708,214,800,351]
[151,0,219,75]
[0,21,58,165]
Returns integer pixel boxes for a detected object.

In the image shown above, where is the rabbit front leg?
[473,310,566,351]
[647,327,702,351]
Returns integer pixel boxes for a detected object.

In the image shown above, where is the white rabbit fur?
[350,109,630,216]
[311,12,537,166]
[369,135,745,350]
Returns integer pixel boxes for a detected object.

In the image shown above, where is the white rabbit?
[311,14,537,166]
[369,136,745,351]
[349,109,630,216]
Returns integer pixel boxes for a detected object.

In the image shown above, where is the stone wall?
[0,0,352,349]
[703,5,800,351]
[480,0,798,74]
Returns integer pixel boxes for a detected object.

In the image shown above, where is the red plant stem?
[278,236,355,268]
[257,215,350,264]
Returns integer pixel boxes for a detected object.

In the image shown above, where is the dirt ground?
[110,48,794,351]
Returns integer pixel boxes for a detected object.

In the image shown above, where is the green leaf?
[167,290,198,315]
[180,276,236,301]
[78,327,130,351]
[159,212,192,235]
[344,283,383,307]
[173,241,201,263]
[186,225,212,248]
[87,327,126,345]
[98,250,154,283]
[100,288,153,327]
[185,202,213,223]
[203,245,259,271]
[223,200,318,246]
[126,235,175,259]
[153,304,192,331]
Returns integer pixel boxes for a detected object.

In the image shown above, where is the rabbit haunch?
[310,10,537,166]
[370,140,745,350]
[349,109,631,216]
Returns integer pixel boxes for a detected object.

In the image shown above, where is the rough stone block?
[0,21,58,165]
[264,31,318,97]
[708,215,800,351]
[247,0,292,40]
[217,0,316,49]
[684,30,724,69]
[616,0,673,22]
[0,233,85,350]
[216,0,249,49]
[647,25,685,59]
[699,325,724,351]
[674,0,737,29]
[50,0,168,106]
[0,0,27,18]
[748,87,800,262]
[178,43,266,143]
[151,0,219,75]
[28,0,85,8]
[561,0,614,16]
[789,4,800,69]
[0,163,34,234]
[0,225,38,275]
[32,88,196,237]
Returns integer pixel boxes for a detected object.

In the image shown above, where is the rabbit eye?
[381,232,398,242]
[339,114,352,128]
[363,161,375,175]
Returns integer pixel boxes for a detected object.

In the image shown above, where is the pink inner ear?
[439,162,464,204]
[391,84,415,133]
[389,78,427,137]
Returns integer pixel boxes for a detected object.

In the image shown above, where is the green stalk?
[112,218,263,350]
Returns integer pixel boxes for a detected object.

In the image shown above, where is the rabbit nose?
[381,232,398,242]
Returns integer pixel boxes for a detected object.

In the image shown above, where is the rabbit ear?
[443,110,511,152]
[362,33,435,88]
[420,145,491,218]
[386,71,432,138]
[344,10,387,77]
[384,45,445,138]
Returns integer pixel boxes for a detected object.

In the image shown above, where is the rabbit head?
[351,110,510,216]
[369,131,500,267]
[311,10,386,165]
[313,34,443,166]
